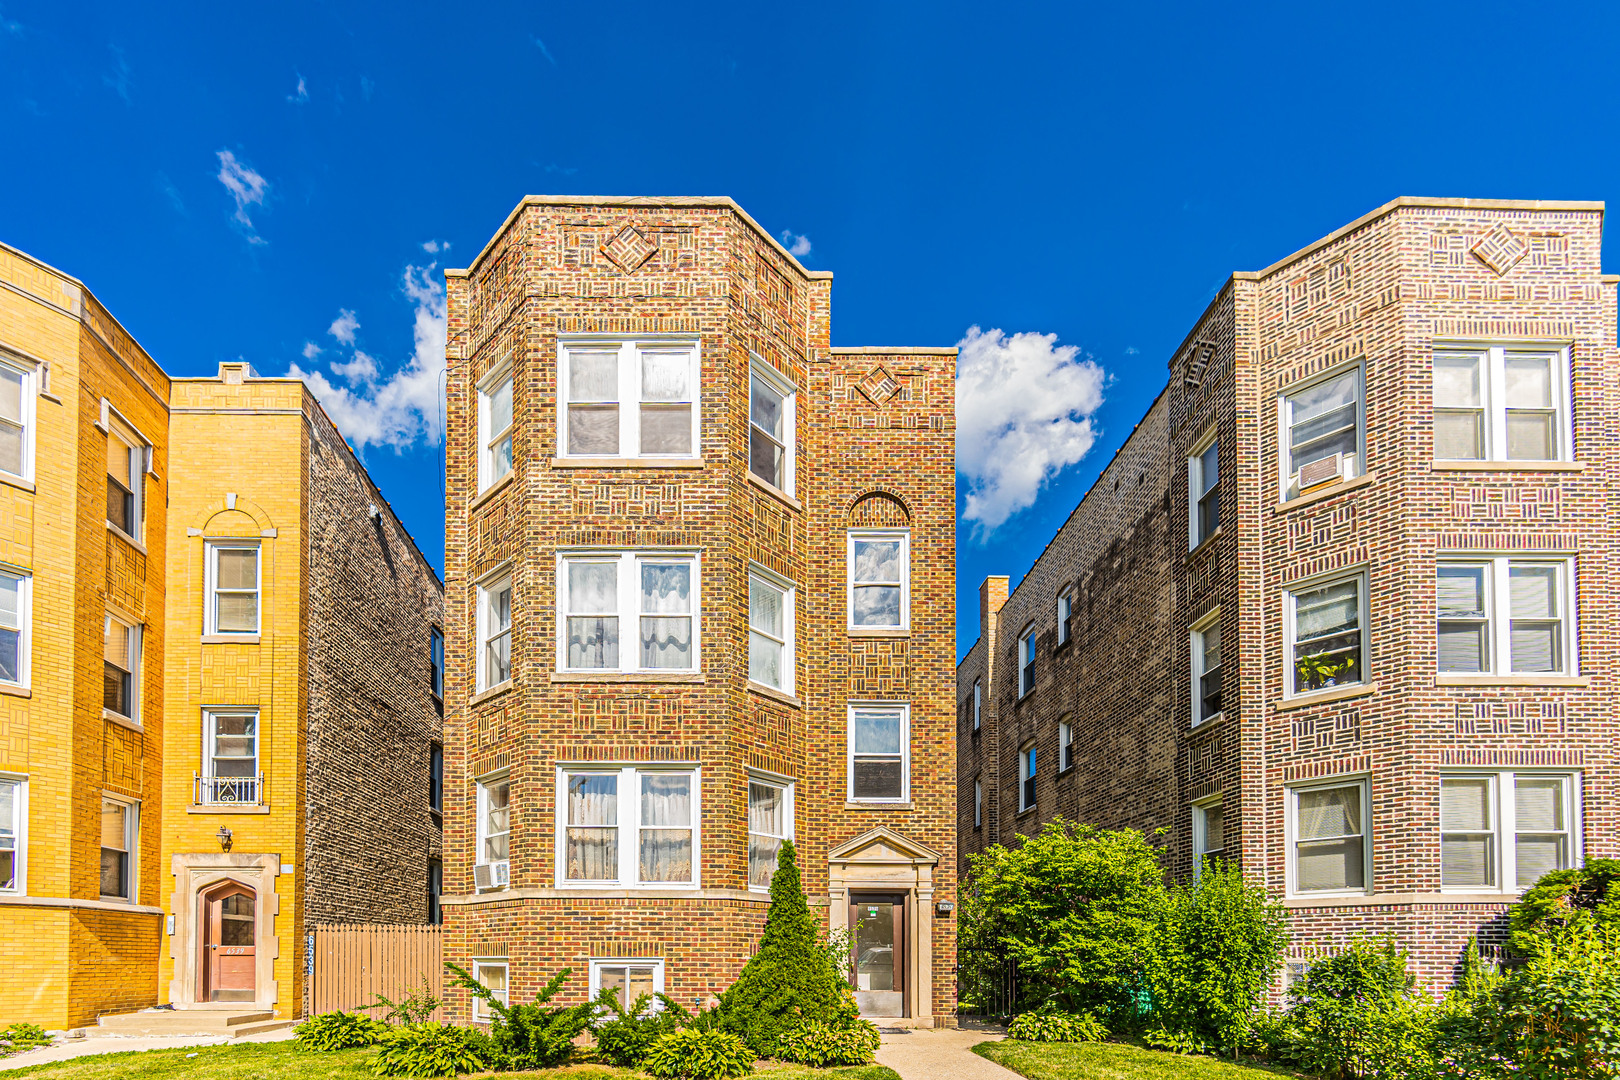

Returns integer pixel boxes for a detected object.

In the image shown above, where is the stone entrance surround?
[827,827,943,1027]
[166,853,283,1011]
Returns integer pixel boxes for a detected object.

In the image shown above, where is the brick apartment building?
[958,197,1619,991]
[440,196,957,1024]
[0,240,444,1030]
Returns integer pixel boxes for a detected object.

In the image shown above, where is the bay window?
[0,359,32,480]
[476,575,512,691]
[748,568,793,693]
[1286,572,1367,695]
[749,359,796,493]
[1289,779,1368,895]
[0,570,24,687]
[103,613,140,721]
[106,417,146,541]
[559,340,698,459]
[556,766,700,888]
[475,776,510,891]
[477,364,513,491]
[1280,366,1364,499]
[1441,773,1579,891]
[1433,346,1571,462]
[558,552,698,674]
[1437,557,1575,676]
[100,797,137,901]
[747,776,793,890]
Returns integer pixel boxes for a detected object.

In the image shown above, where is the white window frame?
[973,776,982,829]
[104,416,148,544]
[1284,570,1370,698]
[200,707,261,805]
[847,703,910,804]
[1278,363,1366,501]
[1436,556,1578,677]
[746,770,794,893]
[557,339,700,461]
[1056,589,1073,646]
[0,774,26,895]
[103,612,142,723]
[99,795,139,903]
[1058,718,1073,772]
[747,564,795,695]
[204,542,261,636]
[477,361,514,492]
[1018,741,1037,813]
[1188,431,1220,549]
[475,772,511,891]
[475,572,513,693]
[470,957,509,1022]
[588,958,666,1012]
[1440,771,1582,894]
[1018,625,1036,697]
[972,679,982,732]
[554,765,702,890]
[0,569,31,690]
[556,551,700,675]
[847,529,910,633]
[0,355,36,483]
[1432,344,1574,464]
[1193,797,1225,880]
[749,356,797,495]
[1191,609,1223,726]
[1285,776,1371,899]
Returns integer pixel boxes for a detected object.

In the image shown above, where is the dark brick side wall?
[303,402,445,925]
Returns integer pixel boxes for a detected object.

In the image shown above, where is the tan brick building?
[0,240,444,1030]
[441,196,957,1024]
[959,197,1619,992]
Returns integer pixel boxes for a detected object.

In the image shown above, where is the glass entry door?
[849,893,905,1018]
[202,882,256,1002]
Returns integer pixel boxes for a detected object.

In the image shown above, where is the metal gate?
[954,948,1018,1020]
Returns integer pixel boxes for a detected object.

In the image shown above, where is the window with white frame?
[1191,614,1222,724]
[559,341,698,459]
[1056,589,1073,646]
[557,766,699,887]
[1189,437,1220,547]
[0,359,34,481]
[105,416,146,541]
[1019,742,1036,812]
[1194,800,1225,877]
[1018,626,1036,697]
[201,709,259,805]
[972,679,981,732]
[0,570,29,688]
[1280,366,1363,499]
[430,627,444,699]
[206,544,260,636]
[748,568,794,693]
[1058,719,1073,772]
[1437,558,1575,675]
[973,777,982,829]
[1441,772,1580,891]
[848,530,908,632]
[471,958,508,1022]
[848,705,908,803]
[1289,779,1368,895]
[100,797,137,901]
[475,776,510,889]
[749,359,795,493]
[477,365,514,491]
[476,575,512,691]
[1287,573,1367,695]
[590,959,665,1012]
[1433,346,1571,463]
[103,613,141,721]
[559,553,697,674]
[0,777,23,893]
[747,776,793,890]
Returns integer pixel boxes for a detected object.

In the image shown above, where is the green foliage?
[1483,921,1620,1080]
[364,979,442,1027]
[1149,860,1289,1055]
[718,841,856,1057]
[295,1011,387,1051]
[444,962,590,1070]
[775,1019,881,1065]
[820,925,857,983]
[1142,1025,1215,1056]
[369,1023,487,1078]
[0,1022,52,1056]
[1006,1007,1108,1044]
[1509,857,1620,955]
[588,988,689,1068]
[643,1027,755,1079]
[960,818,1168,1016]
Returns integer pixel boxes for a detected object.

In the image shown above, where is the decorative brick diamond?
[858,366,901,405]
[600,225,659,273]
[1471,224,1528,277]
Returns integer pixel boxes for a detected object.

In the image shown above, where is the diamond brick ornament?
[1471,224,1528,277]
[600,225,659,273]
[858,366,901,405]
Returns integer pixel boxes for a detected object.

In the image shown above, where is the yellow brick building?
[0,241,444,1031]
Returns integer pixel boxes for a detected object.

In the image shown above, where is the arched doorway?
[198,880,257,1002]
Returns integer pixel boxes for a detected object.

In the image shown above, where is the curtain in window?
[639,563,691,669]
[1504,353,1555,460]
[0,574,17,684]
[1440,778,1494,887]
[568,563,619,669]
[566,775,617,880]
[748,782,783,888]
[0,780,15,891]
[1289,372,1358,470]
[639,773,692,883]
[0,368,23,476]
[1296,785,1363,891]
[1515,778,1566,887]
[639,350,692,455]
[568,351,620,454]
[1508,565,1560,672]
[599,966,656,1007]
[1433,353,1484,460]
[748,578,784,687]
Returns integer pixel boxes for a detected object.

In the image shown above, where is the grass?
[974,1040,1314,1080]
[0,1042,901,1080]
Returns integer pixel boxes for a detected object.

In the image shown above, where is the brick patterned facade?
[441,197,957,1022]
[959,197,1619,992]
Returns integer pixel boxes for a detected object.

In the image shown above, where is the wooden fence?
[307,923,444,1021]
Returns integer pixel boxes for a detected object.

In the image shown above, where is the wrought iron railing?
[194,773,264,806]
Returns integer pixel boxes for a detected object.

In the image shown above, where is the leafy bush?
[1142,1024,1215,1055]
[296,1010,386,1050]
[1006,1007,1107,1044]
[589,988,688,1068]
[775,1019,881,1065]
[960,819,1167,1016]
[366,978,443,1026]
[1150,859,1289,1054]
[718,841,856,1057]
[1286,939,1435,1080]
[0,1023,52,1056]
[643,1027,755,1079]
[1509,857,1620,955]
[370,1023,488,1078]
[1484,921,1620,1080]
[446,962,591,1070]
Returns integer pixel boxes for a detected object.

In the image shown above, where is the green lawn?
[0,1042,899,1080]
[974,1040,1313,1080]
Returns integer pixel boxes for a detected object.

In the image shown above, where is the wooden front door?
[201,882,257,1002]
[849,892,906,1018]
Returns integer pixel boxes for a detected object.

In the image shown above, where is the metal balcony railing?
[194,773,264,806]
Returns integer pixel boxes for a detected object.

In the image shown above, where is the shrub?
[643,1027,754,1079]
[366,978,443,1026]
[0,1023,52,1056]
[718,841,856,1057]
[1286,939,1436,1080]
[1142,1025,1215,1055]
[1484,921,1620,1080]
[296,1010,387,1050]
[1006,1007,1107,1044]
[370,1023,488,1078]
[589,988,688,1068]
[960,819,1167,1016]
[446,962,591,1070]
[775,1019,881,1065]
[1509,857,1620,955]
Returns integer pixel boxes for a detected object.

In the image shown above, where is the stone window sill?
[747,681,802,709]
[1274,682,1377,712]
[187,804,271,815]
[551,672,704,684]
[849,627,909,638]
[844,801,914,811]
[202,634,260,645]
[551,456,706,470]
[1275,471,1376,514]
[0,682,30,699]
[102,709,143,733]
[1431,460,1585,473]
[469,471,515,512]
[1436,674,1590,688]
[470,681,515,706]
[107,522,147,554]
[747,471,802,512]
[1186,525,1224,562]
[0,473,35,494]
[1191,712,1225,733]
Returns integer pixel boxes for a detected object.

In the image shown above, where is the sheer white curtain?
[639,773,692,883]
[640,563,692,669]
[748,782,783,888]
[567,774,618,880]
[1296,784,1364,891]
[568,562,619,669]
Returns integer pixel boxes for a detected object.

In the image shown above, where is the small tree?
[445,962,590,1070]
[719,840,854,1057]
[1509,857,1620,954]
[1486,921,1620,1080]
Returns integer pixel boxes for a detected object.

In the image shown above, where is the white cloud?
[330,350,378,384]
[301,341,322,360]
[215,150,270,241]
[288,263,447,454]
[103,44,131,103]
[955,326,1108,537]
[532,36,556,64]
[421,239,450,254]
[1124,345,1140,355]
[327,309,360,344]
[779,229,811,258]
[287,73,308,104]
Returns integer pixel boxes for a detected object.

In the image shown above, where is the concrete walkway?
[875,1023,1019,1080]
[0,1027,294,1070]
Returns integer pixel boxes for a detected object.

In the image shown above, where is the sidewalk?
[875,1022,1019,1080]
[0,1027,294,1070]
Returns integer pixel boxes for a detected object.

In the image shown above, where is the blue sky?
[3,1,1618,659]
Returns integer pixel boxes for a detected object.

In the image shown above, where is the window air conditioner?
[474,861,510,891]
[1297,453,1344,491]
